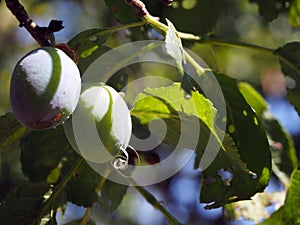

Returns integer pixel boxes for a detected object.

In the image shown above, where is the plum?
[64,82,132,168]
[10,47,81,130]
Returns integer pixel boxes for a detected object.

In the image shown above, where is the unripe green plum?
[64,82,132,165]
[10,47,81,130]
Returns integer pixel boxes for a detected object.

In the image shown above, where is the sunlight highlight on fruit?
[65,82,132,166]
[10,47,81,130]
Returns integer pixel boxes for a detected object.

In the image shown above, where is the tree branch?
[129,178,183,225]
[125,0,149,17]
[5,0,64,46]
[125,0,200,40]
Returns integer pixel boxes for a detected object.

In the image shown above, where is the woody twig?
[5,0,64,46]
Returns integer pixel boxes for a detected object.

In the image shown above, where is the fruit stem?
[141,6,296,77]
[126,3,207,76]
[5,0,63,46]
[125,0,200,40]
[100,21,147,35]
[79,208,92,225]
[134,185,183,225]
[143,12,300,80]
[0,115,27,151]
[198,37,300,77]
[144,14,200,41]
[142,13,208,75]
[123,175,183,225]
[114,167,183,224]
[183,49,207,75]
[126,0,299,79]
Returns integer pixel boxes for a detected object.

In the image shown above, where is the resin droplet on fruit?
[64,82,132,166]
[10,47,81,130]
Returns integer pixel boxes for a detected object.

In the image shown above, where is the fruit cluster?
[10,47,132,168]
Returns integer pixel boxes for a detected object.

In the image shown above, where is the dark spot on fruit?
[53,112,63,122]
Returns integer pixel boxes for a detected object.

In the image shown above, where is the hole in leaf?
[218,169,233,186]
[271,141,283,150]
[249,171,257,179]
[184,93,191,99]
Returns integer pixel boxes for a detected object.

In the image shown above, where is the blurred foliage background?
[1,0,300,224]
[2,0,300,114]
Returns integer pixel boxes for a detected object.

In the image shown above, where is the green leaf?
[260,168,300,225]
[131,82,256,208]
[131,83,220,152]
[288,0,300,27]
[132,82,216,130]
[199,133,255,209]
[132,88,213,170]
[19,127,75,222]
[238,82,268,116]
[68,29,112,73]
[217,74,271,180]
[201,73,271,209]
[47,167,61,184]
[261,112,298,186]
[165,19,185,75]
[0,112,26,150]
[20,126,73,182]
[65,161,100,207]
[0,182,50,225]
[98,179,128,212]
[276,42,300,116]
[163,0,232,35]
[44,190,67,225]
[239,82,298,187]
[20,126,102,208]
[104,0,139,24]
[132,94,203,148]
